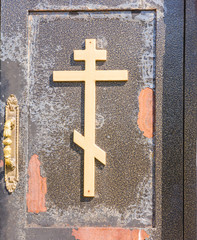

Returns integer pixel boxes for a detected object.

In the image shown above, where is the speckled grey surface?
[0,0,185,239]
[27,11,155,228]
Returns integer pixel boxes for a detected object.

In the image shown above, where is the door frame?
[184,0,197,239]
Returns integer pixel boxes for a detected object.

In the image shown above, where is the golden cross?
[53,39,128,197]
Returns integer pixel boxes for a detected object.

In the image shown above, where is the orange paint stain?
[26,154,47,213]
[0,160,4,168]
[72,228,149,240]
[137,88,154,138]
[131,229,150,239]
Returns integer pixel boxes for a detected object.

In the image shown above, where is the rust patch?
[137,88,154,138]
[131,229,150,239]
[0,160,4,168]
[26,154,47,213]
[72,228,149,240]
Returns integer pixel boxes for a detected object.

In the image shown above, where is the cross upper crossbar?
[53,39,128,197]
[53,70,128,82]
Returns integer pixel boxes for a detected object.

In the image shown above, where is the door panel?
[28,10,155,228]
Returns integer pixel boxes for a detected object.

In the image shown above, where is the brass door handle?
[3,118,16,169]
[3,95,19,193]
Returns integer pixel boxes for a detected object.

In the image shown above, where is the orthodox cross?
[53,39,128,197]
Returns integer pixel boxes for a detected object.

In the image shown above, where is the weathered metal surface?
[27,10,155,228]
[161,1,184,239]
[0,0,184,239]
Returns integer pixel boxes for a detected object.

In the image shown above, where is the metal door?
[0,1,185,239]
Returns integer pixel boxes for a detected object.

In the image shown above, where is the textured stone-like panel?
[27,10,155,228]
[26,155,47,213]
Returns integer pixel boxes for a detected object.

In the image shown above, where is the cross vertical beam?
[53,39,128,197]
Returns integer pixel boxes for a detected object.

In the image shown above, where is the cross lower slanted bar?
[53,39,128,197]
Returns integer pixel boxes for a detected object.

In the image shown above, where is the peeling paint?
[137,88,153,138]
[96,36,108,49]
[72,227,149,240]
[126,177,153,226]
[26,155,47,213]
[1,33,27,67]
[96,113,105,129]
[0,99,6,118]
[137,12,155,89]
[0,160,4,168]
[33,0,164,19]
[128,10,155,146]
